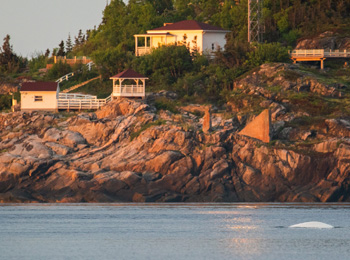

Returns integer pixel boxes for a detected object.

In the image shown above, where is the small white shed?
[20,82,60,112]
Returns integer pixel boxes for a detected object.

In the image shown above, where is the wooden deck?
[290,49,350,69]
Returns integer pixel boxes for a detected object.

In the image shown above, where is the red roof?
[149,20,228,32]
[21,82,58,92]
[110,69,148,79]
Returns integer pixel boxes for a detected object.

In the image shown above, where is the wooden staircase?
[62,76,101,93]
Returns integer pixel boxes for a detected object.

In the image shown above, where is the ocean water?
[0,203,349,260]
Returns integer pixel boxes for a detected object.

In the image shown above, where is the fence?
[58,93,112,110]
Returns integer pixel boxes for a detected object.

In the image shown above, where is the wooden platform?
[290,49,350,69]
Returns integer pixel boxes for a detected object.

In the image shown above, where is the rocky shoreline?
[1,63,350,203]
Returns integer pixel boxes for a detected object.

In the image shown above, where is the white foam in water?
[289,221,334,229]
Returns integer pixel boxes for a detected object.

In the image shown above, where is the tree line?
[2,0,350,103]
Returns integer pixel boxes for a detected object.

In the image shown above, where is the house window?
[34,96,43,102]
[212,43,215,51]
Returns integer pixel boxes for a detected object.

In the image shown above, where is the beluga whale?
[289,221,334,229]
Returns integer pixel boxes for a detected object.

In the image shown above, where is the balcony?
[135,47,152,56]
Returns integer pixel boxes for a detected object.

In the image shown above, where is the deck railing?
[59,93,97,100]
[54,56,92,65]
[291,49,350,58]
[56,72,75,83]
[136,47,152,56]
[57,93,112,110]
[290,49,324,57]
[113,85,145,97]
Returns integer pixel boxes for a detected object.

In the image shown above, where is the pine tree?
[0,34,19,73]
[44,49,50,57]
[57,40,65,56]
[66,34,73,54]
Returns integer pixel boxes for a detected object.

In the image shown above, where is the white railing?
[86,62,94,71]
[105,94,112,103]
[57,94,112,110]
[59,93,97,100]
[290,49,324,57]
[56,72,75,83]
[136,47,152,56]
[55,62,95,84]
[291,49,350,58]
[113,85,145,97]
[324,49,350,58]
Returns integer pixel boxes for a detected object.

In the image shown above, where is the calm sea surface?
[0,203,349,260]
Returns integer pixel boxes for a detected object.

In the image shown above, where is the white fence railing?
[55,62,95,84]
[58,94,112,110]
[136,47,152,56]
[291,49,350,58]
[290,49,324,57]
[56,72,75,83]
[113,85,145,96]
[59,93,97,100]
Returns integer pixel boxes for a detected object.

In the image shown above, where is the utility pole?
[248,0,263,43]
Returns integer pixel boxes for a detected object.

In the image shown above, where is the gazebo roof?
[110,69,148,79]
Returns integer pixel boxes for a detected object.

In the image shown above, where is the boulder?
[61,130,86,147]
[45,142,72,156]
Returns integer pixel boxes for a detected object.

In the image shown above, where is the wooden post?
[320,59,325,70]
[135,36,138,56]
[54,56,57,63]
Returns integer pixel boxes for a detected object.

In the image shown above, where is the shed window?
[34,96,43,102]
[212,43,215,51]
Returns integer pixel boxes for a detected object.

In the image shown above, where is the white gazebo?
[110,69,148,99]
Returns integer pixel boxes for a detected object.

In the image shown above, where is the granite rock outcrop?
[1,63,350,203]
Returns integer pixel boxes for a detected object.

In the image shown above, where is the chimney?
[163,23,173,27]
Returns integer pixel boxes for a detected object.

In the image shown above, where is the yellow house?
[134,20,230,56]
[20,82,60,112]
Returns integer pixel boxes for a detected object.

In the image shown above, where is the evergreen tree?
[66,34,73,53]
[44,49,50,57]
[57,40,65,56]
[0,34,20,73]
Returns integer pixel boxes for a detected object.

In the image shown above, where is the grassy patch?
[287,91,335,116]
[227,89,265,115]
[266,85,282,94]
[154,97,179,114]
[286,116,326,130]
[130,119,166,141]
[279,70,302,81]
[70,78,111,98]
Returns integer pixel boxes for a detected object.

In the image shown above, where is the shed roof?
[21,82,58,92]
[149,20,229,32]
[110,69,148,79]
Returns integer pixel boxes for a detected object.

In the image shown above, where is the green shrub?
[154,97,179,114]
[246,43,290,68]
[0,94,11,111]
[45,61,72,80]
